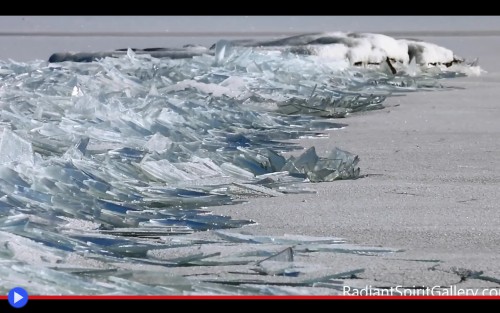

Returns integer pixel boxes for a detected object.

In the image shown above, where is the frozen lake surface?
[0,16,499,295]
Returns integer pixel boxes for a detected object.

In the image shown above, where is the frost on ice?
[0,33,482,294]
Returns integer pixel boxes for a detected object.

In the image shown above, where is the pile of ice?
[219,32,483,76]
[50,32,484,77]
[0,37,480,294]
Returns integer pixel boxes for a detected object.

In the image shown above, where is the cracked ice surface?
[0,41,482,294]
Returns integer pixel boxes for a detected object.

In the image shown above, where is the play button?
[8,287,28,308]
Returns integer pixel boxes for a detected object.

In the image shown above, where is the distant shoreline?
[2,30,500,37]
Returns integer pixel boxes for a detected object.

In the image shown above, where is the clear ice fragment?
[0,128,34,166]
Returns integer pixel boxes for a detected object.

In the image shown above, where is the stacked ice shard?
[0,38,480,294]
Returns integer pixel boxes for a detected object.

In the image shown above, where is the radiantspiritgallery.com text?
[343,285,500,296]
